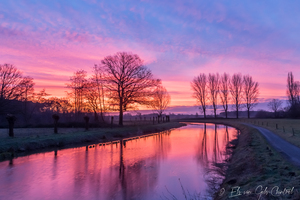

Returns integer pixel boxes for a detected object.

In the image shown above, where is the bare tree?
[287,72,300,106]
[92,65,106,121]
[219,73,230,118]
[229,73,243,119]
[19,76,35,123]
[149,85,171,118]
[287,72,300,117]
[0,64,25,113]
[84,81,100,121]
[101,52,159,126]
[208,73,219,118]
[268,99,282,118]
[243,75,259,118]
[67,70,88,116]
[191,73,208,118]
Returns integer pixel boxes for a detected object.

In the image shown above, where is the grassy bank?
[0,121,185,161]
[179,119,300,200]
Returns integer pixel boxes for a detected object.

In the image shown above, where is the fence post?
[6,114,16,137]
[111,117,114,128]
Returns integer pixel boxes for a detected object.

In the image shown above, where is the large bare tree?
[149,85,171,118]
[229,73,243,119]
[191,73,208,118]
[268,99,282,118]
[208,73,219,118]
[243,75,259,118]
[219,73,230,118]
[101,52,159,126]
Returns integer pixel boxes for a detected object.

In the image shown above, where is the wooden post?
[153,117,155,125]
[52,114,59,134]
[111,116,114,128]
[292,128,295,136]
[84,116,90,131]
[6,114,16,137]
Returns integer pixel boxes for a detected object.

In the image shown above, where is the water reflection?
[0,124,238,200]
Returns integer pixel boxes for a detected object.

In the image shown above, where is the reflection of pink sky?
[0,124,237,200]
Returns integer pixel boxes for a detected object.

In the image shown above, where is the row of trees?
[1,52,172,127]
[191,73,259,118]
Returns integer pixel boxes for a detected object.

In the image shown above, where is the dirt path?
[246,123,300,167]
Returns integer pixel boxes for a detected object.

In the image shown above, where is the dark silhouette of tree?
[92,65,106,121]
[84,81,100,121]
[101,52,159,126]
[44,97,71,113]
[191,73,208,118]
[67,70,88,116]
[243,74,259,118]
[149,85,171,118]
[19,76,35,123]
[287,72,300,117]
[268,99,282,118]
[208,73,219,118]
[229,73,243,119]
[0,64,25,113]
[219,73,230,118]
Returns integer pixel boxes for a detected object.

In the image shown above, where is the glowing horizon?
[1,0,300,109]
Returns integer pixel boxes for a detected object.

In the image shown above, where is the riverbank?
[0,122,185,161]
[179,119,300,200]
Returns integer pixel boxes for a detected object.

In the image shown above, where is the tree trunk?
[236,104,239,119]
[214,108,217,118]
[119,99,123,126]
[247,108,250,119]
[225,110,228,118]
[204,110,206,118]
[94,111,98,122]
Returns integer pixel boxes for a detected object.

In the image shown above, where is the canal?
[0,123,238,200]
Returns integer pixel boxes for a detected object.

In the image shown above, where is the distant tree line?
[191,73,259,119]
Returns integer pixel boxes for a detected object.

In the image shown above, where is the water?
[0,123,238,200]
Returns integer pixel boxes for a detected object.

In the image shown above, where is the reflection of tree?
[96,131,172,199]
[213,124,220,163]
[197,123,208,166]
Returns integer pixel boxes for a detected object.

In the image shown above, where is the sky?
[1,0,300,114]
